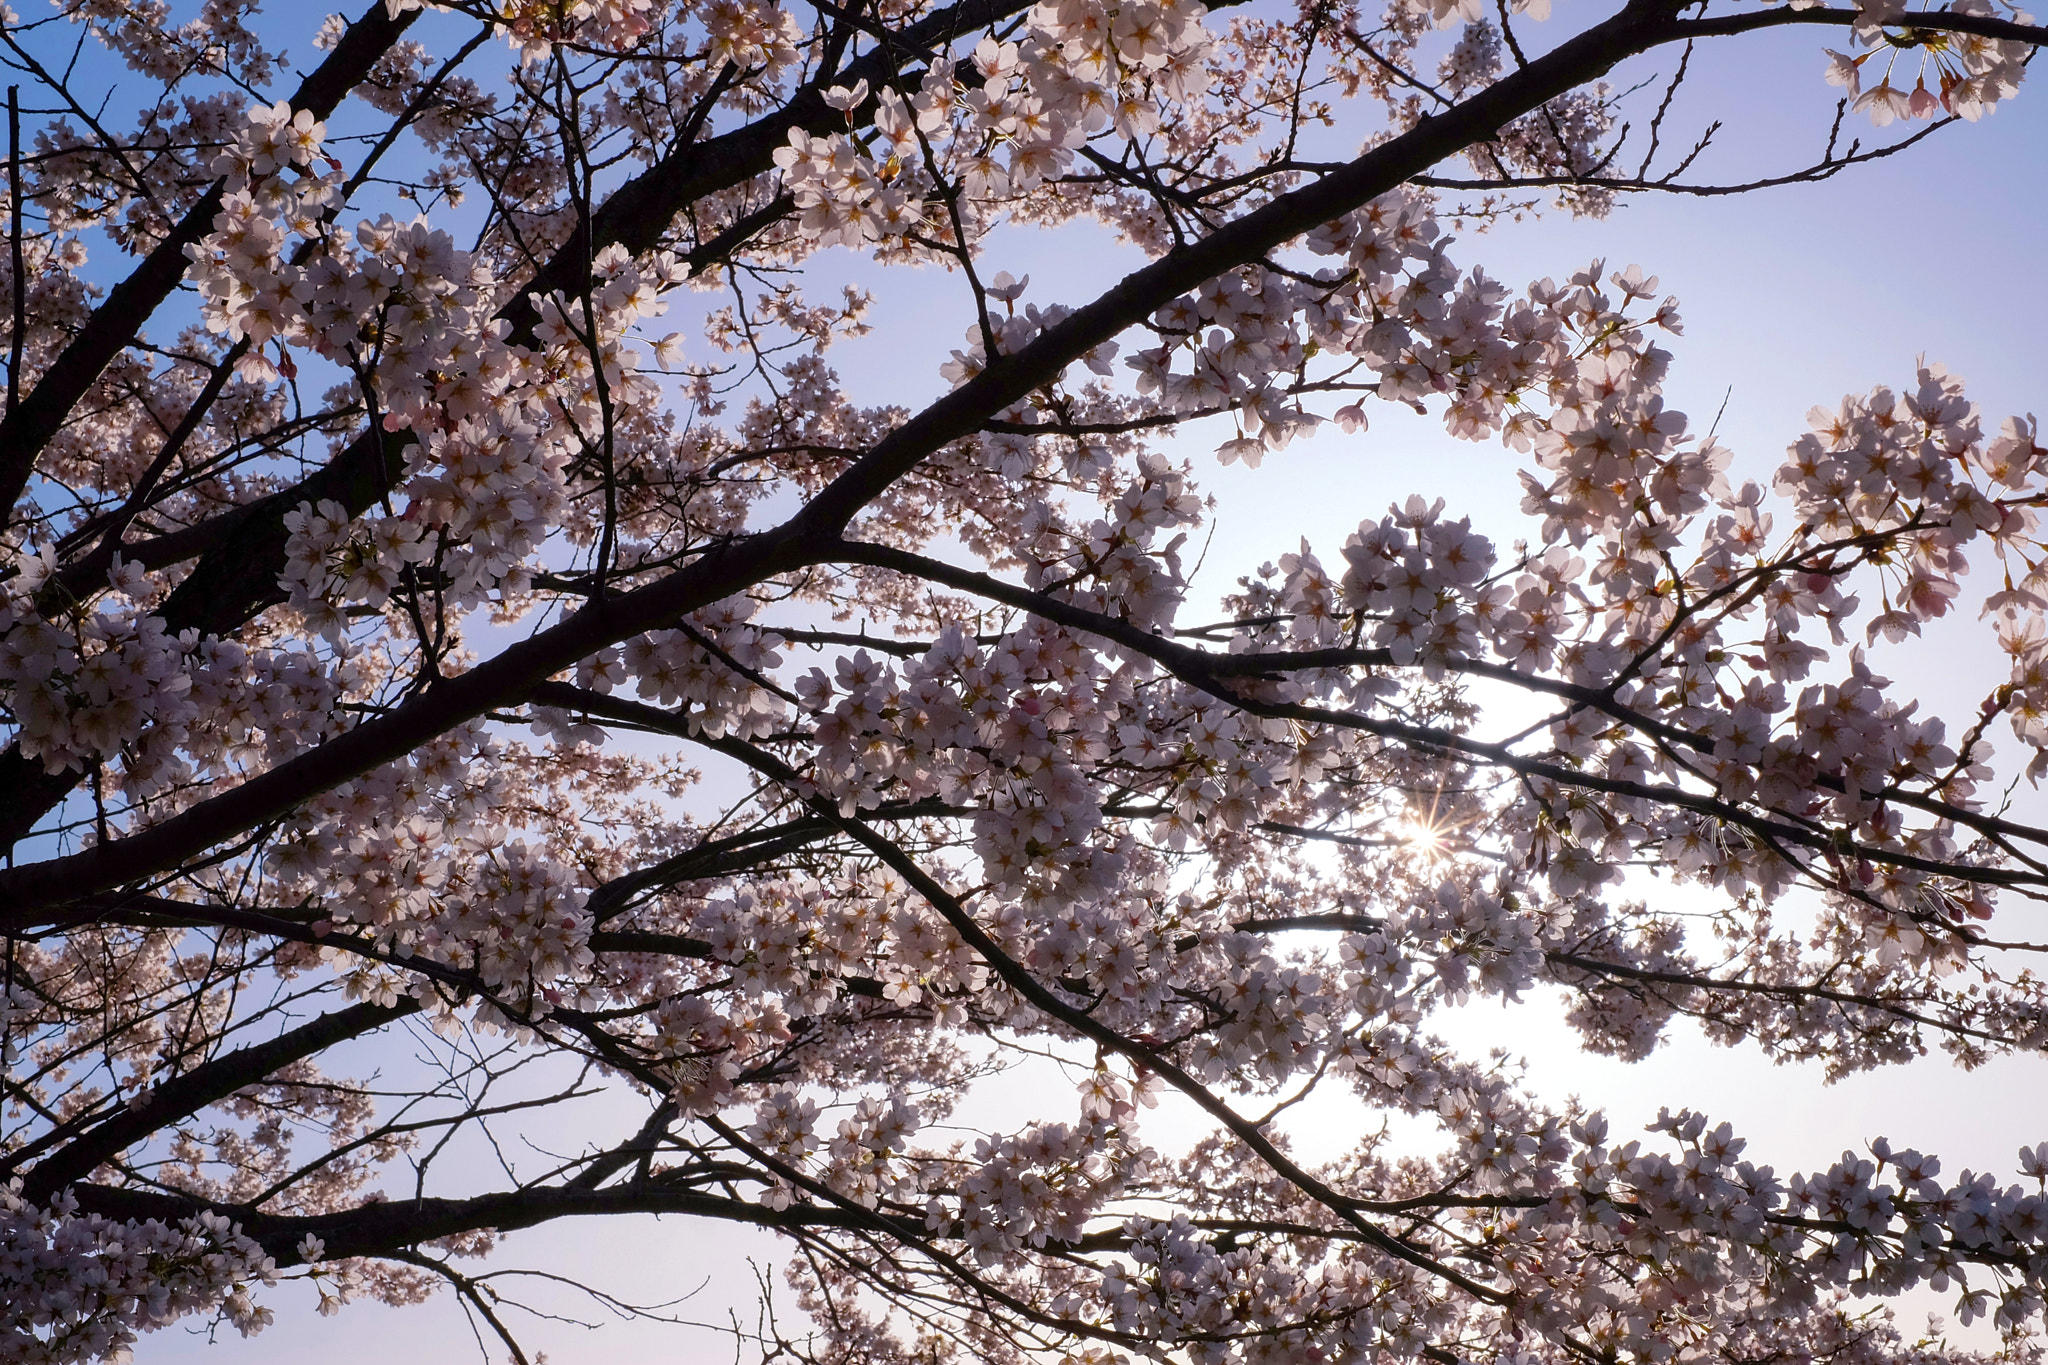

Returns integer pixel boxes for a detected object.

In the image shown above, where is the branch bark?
[16,998,418,1201]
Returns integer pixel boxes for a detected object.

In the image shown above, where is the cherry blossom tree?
[1,0,2046,1359]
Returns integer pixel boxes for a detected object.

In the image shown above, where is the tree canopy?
[2,0,2047,1361]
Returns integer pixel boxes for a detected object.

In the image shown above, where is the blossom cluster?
[573,594,791,741]
[259,722,612,1013]
[0,561,360,785]
[1824,0,2032,124]
[0,1182,276,1364]
[775,0,1215,248]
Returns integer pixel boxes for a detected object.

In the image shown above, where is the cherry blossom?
[0,0,2044,1360]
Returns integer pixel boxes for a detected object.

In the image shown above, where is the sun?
[1400,816,1449,857]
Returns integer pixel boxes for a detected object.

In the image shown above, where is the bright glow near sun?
[1400,818,1447,856]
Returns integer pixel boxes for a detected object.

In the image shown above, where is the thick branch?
[17,999,417,1201]
[1669,5,2048,45]
[65,1178,901,1265]
[786,0,1699,536]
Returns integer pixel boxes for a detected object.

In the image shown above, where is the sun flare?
[1400,817,1449,856]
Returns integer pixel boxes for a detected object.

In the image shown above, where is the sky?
[79,0,2048,1359]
